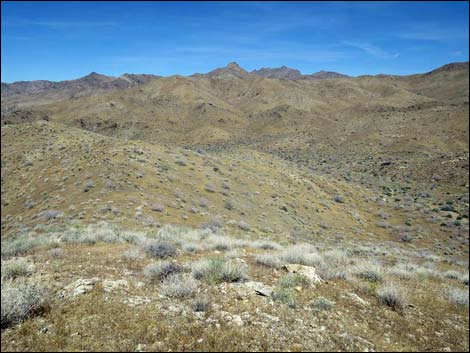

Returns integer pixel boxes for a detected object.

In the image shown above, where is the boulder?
[283,264,324,285]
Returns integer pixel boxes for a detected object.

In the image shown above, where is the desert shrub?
[252,240,281,250]
[160,274,197,298]
[334,195,344,203]
[63,229,97,244]
[376,221,390,229]
[199,198,209,208]
[377,283,407,311]
[183,243,201,253]
[353,260,385,283]
[151,203,165,212]
[444,287,469,308]
[144,261,183,282]
[224,200,234,211]
[48,248,64,258]
[192,297,211,312]
[280,244,321,266]
[119,231,146,245]
[1,259,32,280]
[212,239,233,251]
[143,240,177,258]
[202,218,224,233]
[389,263,417,279]
[122,248,145,261]
[415,266,442,279]
[205,184,216,193]
[255,254,284,268]
[278,273,309,289]
[443,270,461,280]
[1,280,46,328]
[272,288,296,308]
[191,258,247,284]
[224,249,240,259]
[83,180,95,192]
[1,233,58,258]
[40,210,63,222]
[238,221,250,231]
[459,273,469,286]
[313,297,335,311]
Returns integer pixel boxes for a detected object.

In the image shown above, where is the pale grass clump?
[318,249,352,280]
[63,229,98,244]
[1,259,32,280]
[182,242,201,253]
[122,247,145,261]
[312,297,335,311]
[272,288,296,308]
[353,259,385,283]
[1,233,59,258]
[280,243,321,266]
[192,297,211,312]
[224,249,241,259]
[143,240,177,258]
[251,240,282,251]
[1,279,46,328]
[48,248,64,258]
[191,258,247,284]
[160,274,197,298]
[377,283,408,311]
[443,270,462,280]
[143,261,183,282]
[278,273,309,289]
[459,273,469,286]
[415,266,442,279]
[255,253,285,269]
[444,287,469,308]
[389,263,417,279]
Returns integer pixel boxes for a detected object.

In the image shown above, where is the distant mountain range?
[1,62,351,97]
[2,61,468,105]
[193,62,349,80]
[1,72,160,97]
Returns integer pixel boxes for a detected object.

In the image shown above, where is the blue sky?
[1,1,469,82]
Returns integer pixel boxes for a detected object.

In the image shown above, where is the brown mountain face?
[307,70,350,79]
[251,66,304,80]
[1,72,160,108]
[193,62,257,79]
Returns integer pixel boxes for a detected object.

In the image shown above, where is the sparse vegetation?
[1,280,46,329]
[1,259,31,280]
[160,274,197,298]
[444,287,469,308]
[191,258,247,284]
[377,283,407,311]
[143,240,177,258]
[144,261,183,282]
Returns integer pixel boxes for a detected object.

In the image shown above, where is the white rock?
[283,264,324,285]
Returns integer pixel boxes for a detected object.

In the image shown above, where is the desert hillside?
[1,61,468,352]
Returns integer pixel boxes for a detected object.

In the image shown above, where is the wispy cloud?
[2,19,117,29]
[342,41,399,59]
[396,24,468,41]
[30,21,117,29]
